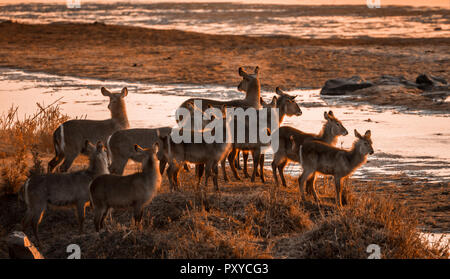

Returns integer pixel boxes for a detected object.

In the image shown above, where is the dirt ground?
[0,21,449,111]
[0,153,448,259]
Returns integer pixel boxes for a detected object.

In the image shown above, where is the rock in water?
[7,231,44,259]
[416,74,448,91]
[320,76,373,96]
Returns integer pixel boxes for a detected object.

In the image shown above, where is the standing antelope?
[227,87,302,183]
[297,129,374,207]
[271,111,348,188]
[48,87,129,173]
[161,106,232,191]
[89,143,161,232]
[108,127,171,175]
[178,66,262,115]
[238,96,278,176]
[22,141,109,243]
[107,101,211,175]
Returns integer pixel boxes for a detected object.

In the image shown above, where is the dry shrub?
[0,103,69,154]
[0,103,69,194]
[242,188,313,238]
[0,142,27,195]
[164,208,269,259]
[273,191,449,259]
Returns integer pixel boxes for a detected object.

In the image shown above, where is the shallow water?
[0,3,449,39]
[0,68,449,183]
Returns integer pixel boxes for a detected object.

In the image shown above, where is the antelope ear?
[254,66,260,75]
[328,110,334,117]
[152,142,160,154]
[238,67,247,77]
[354,129,363,139]
[96,141,104,150]
[219,104,226,114]
[185,101,194,110]
[275,87,283,95]
[101,87,111,96]
[324,111,329,120]
[134,144,145,152]
[120,87,128,98]
[271,96,278,106]
[364,130,371,139]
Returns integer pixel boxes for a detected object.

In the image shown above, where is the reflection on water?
[0,3,449,39]
[0,68,449,183]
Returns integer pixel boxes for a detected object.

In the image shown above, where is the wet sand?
[0,21,449,111]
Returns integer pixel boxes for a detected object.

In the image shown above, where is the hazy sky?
[0,0,448,8]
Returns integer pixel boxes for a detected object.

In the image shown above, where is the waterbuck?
[22,141,109,243]
[107,101,211,175]
[108,127,172,175]
[227,87,302,183]
[48,87,129,173]
[178,66,262,114]
[271,110,348,188]
[238,96,278,174]
[89,143,161,232]
[297,129,374,207]
[161,106,232,191]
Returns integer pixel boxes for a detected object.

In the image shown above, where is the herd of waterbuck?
[20,66,374,242]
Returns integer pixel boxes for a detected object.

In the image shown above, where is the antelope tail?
[53,124,65,155]
[23,178,30,206]
[299,145,303,166]
[88,181,95,209]
[106,135,112,165]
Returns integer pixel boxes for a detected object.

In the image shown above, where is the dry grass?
[0,110,447,258]
[0,102,69,154]
[0,103,69,194]
[0,164,447,259]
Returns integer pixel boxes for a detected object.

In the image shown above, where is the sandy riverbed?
[0,21,449,111]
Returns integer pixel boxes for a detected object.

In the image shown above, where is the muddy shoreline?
[0,21,449,111]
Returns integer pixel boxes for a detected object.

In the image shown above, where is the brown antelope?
[178,66,262,114]
[107,127,172,175]
[271,110,348,188]
[175,66,262,180]
[227,87,302,183]
[89,143,161,232]
[161,106,232,191]
[22,141,109,243]
[239,94,280,178]
[297,129,374,207]
[107,101,212,175]
[48,87,129,173]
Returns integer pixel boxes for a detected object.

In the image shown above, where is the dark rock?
[416,74,447,91]
[321,74,449,100]
[320,76,373,96]
[373,75,417,88]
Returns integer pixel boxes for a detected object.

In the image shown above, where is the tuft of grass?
[0,102,69,154]
[0,103,69,194]
[0,141,27,195]
[273,190,449,259]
